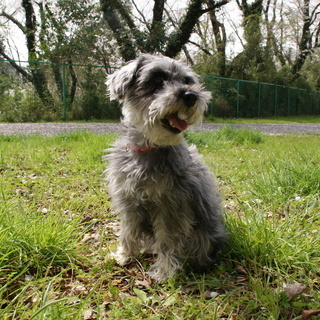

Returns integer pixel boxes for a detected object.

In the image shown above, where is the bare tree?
[205,0,227,76]
[263,0,287,67]
[262,0,320,83]
[0,0,108,106]
[290,0,320,80]
[1,0,55,105]
[236,0,264,56]
[100,0,229,61]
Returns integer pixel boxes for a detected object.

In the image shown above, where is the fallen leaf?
[133,288,148,304]
[81,234,92,243]
[301,309,320,320]
[204,291,219,300]
[81,233,100,243]
[235,265,247,275]
[25,275,34,281]
[135,279,151,289]
[83,309,95,320]
[163,293,178,307]
[236,277,247,283]
[283,283,307,299]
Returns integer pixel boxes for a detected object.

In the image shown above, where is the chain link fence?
[203,76,320,118]
[1,59,319,122]
[0,59,120,122]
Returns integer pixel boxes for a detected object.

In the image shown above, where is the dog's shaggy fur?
[105,54,227,282]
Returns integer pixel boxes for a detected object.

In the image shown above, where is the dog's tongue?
[166,114,188,131]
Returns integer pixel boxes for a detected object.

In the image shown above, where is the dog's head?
[107,54,211,146]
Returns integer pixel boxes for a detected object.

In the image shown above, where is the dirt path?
[0,122,319,136]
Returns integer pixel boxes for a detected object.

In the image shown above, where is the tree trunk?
[144,0,166,53]
[100,0,137,61]
[22,0,55,106]
[207,0,226,76]
[68,61,77,105]
[290,0,312,80]
[165,0,204,57]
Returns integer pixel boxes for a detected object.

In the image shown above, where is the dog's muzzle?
[161,91,198,134]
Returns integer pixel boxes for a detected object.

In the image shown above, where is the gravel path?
[0,122,319,136]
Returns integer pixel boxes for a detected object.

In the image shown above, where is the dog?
[105,54,227,282]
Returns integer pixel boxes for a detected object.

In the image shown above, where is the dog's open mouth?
[161,113,188,134]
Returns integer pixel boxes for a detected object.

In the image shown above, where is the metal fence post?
[258,82,261,117]
[287,86,290,116]
[210,76,214,116]
[274,84,278,116]
[297,88,300,115]
[62,62,67,121]
[236,79,240,118]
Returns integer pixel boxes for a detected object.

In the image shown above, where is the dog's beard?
[122,101,206,146]
[122,108,186,146]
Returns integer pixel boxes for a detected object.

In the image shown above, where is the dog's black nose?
[182,91,198,108]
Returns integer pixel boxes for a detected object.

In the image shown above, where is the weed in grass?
[214,125,265,144]
[0,203,80,272]
[185,125,265,148]
[248,153,319,206]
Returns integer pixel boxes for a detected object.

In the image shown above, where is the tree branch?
[206,0,227,76]
[310,3,320,25]
[201,0,230,14]
[0,11,26,34]
[22,0,37,60]
[131,0,150,30]
[188,39,213,55]
[100,0,137,61]
[165,0,202,57]
[165,0,229,58]
[144,0,166,52]
[290,0,312,79]
[0,48,32,81]
[151,0,165,30]
[313,21,320,47]
[117,0,137,30]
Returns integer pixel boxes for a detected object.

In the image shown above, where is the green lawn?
[0,128,319,319]
[205,115,320,123]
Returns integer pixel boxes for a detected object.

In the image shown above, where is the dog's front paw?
[147,257,183,282]
[108,246,132,266]
[147,263,175,283]
[146,269,168,283]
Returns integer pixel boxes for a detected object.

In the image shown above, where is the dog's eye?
[153,77,165,90]
[183,77,194,85]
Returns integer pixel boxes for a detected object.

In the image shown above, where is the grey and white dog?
[105,54,227,282]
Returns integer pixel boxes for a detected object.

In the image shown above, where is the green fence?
[0,59,120,122]
[0,58,319,122]
[202,76,320,118]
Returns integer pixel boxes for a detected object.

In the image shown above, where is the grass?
[204,115,320,123]
[0,128,319,319]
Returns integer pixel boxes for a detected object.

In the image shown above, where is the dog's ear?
[107,61,138,100]
[107,55,148,101]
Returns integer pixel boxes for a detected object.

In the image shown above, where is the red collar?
[126,144,157,154]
